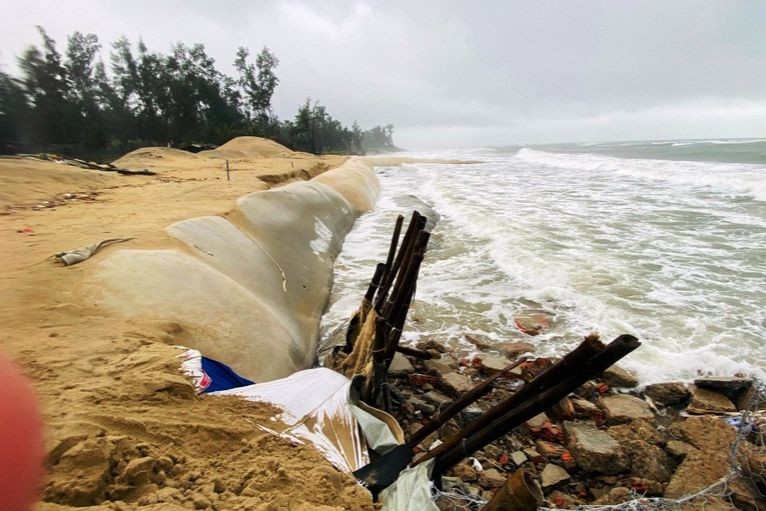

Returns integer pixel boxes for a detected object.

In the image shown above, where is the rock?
[464,333,493,350]
[629,476,664,496]
[441,372,473,395]
[547,490,583,508]
[388,353,414,376]
[571,397,600,419]
[514,313,551,336]
[607,418,665,446]
[622,439,674,482]
[409,396,435,415]
[478,468,506,489]
[644,382,690,405]
[535,440,565,459]
[425,357,455,375]
[665,416,736,499]
[686,386,736,414]
[601,365,639,388]
[594,486,632,505]
[501,341,535,359]
[563,421,629,474]
[525,413,549,430]
[540,464,570,488]
[477,354,510,374]
[510,451,528,466]
[422,390,452,408]
[523,448,542,462]
[666,439,697,459]
[451,461,478,482]
[598,394,654,424]
[693,376,752,395]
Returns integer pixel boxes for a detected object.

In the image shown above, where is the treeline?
[0,27,398,157]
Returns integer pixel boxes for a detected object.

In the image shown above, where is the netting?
[431,380,766,511]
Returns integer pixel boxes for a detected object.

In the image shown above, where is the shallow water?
[320,140,766,384]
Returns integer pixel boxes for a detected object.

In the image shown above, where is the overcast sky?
[0,0,764,149]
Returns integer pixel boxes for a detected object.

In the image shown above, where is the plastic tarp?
[176,348,254,393]
[379,459,439,511]
[212,367,403,473]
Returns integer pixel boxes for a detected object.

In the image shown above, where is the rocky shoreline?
[383,335,765,510]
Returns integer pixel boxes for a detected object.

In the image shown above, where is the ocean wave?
[514,148,766,202]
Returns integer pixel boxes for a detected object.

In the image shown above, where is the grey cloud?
[1,0,764,148]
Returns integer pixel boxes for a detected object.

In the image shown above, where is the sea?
[319,139,766,384]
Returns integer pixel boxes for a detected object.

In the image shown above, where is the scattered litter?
[54,238,133,266]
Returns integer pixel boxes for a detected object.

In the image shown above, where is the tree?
[0,70,30,148]
[234,46,279,130]
[65,32,108,146]
[18,26,72,144]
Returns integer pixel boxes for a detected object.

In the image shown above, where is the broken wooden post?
[481,469,542,511]
[226,159,230,181]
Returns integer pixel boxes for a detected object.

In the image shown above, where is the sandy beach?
[0,138,378,510]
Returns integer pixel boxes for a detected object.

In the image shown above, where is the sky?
[0,0,764,149]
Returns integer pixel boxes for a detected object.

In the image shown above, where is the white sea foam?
[320,144,766,384]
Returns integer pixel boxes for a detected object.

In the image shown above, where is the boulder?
[601,365,639,388]
[388,352,414,376]
[686,386,736,414]
[441,372,473,395]
[563,421,629,474]
[540,464,570,488]
[665,416,736,499]
[424,357,455,376]
[607,418,665,446]
[464,333,493,350]
[598,394,653,424]
[501,341,535,359]
[622,440,674,482]
[644,382,690,405]
[693,376,752,395]
[571,398,600,419]
[478,354,510,374]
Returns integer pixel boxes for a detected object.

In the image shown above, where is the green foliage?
[0,28,396,156]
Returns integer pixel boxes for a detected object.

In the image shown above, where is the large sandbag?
[92,159,379,382]
[94,249,299,382]
[313,157,380,212]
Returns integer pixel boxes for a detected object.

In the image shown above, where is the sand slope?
[0,138,375,510]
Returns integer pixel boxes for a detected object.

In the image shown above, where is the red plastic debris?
[408,373,440,386]
[16,227,33,234]
[498,452,509,465]
[596,382,610,394]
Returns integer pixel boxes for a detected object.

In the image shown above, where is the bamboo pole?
[418,336,605,464]
[407,357,528,448]
[431,335,640,474]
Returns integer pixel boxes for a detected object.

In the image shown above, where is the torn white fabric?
[212,367,401,473]
[379,458,440,511]
[55,238,132,266]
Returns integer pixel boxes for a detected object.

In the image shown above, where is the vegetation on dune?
[0,27,398,158]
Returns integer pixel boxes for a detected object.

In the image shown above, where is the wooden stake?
[226,159,231,181]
